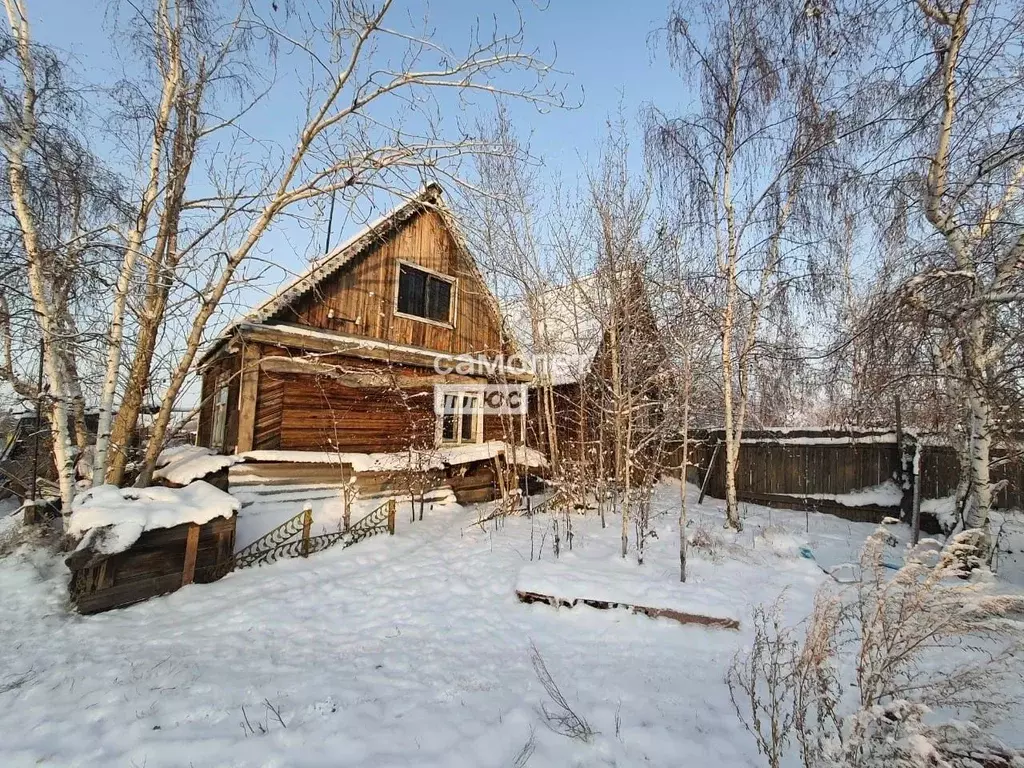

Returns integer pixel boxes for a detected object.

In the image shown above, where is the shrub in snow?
[689,523,723,560]
[729,526,1024,768]
[820,700,1024,768]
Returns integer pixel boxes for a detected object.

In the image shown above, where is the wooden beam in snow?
[515,589,739,630]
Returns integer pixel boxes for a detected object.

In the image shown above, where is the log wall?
[273,371,435,452]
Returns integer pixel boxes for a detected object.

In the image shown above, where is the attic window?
[396,262,454,325]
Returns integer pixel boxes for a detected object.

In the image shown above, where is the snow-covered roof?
[502,276,608,386]
[199,183,445,367]
[67,481,239,560]
[239,440,547,471]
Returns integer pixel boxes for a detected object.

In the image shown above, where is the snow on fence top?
[685,426,900,445]
[684,426,964,446]
[154,445,242,485]
[69,481,239,558]
[239,440,548,471]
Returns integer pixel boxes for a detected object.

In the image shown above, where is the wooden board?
[181,523,200,586]
[235,343,261,452]
[278,208,509,357]
[516,590,739,630]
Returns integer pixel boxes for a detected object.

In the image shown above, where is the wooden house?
[195,184,540,506]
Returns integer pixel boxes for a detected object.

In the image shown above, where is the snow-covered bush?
[730,527,1024,768]
[689,523,723,561]
[820,700,1024,768]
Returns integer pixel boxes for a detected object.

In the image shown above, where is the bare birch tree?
[853,0,1024,532]
[646,0,854,529]
[0,0,129,508]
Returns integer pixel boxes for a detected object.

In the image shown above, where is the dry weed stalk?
[529,642,594,743]
[730,527,1024,768]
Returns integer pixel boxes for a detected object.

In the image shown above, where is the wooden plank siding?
[674,431,1024,517]
[276,371,435,452]
[68,514,236,615]
[920,445,1024,509]
[253,368,284,450]
[274,209,507,357]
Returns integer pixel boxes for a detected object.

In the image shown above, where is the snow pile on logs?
[68,481,239,558]
[153,445,242,486]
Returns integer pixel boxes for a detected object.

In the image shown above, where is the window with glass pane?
[441,394,458,442]
[438,390,480,445]
[461,395,478,442]
[397,263,453,324]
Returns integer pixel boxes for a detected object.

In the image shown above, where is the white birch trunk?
[2,0,76,511]
[965,383,992,529]
[92,0,181,486]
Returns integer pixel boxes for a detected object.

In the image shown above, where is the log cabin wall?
[253,370,284,450]
[274,370,435,452]
[273,208,508,357]
[203,340,528,454]
[253,348,461,452]
[483,413,523,443]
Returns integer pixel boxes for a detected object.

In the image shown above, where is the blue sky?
[31,0,687,300]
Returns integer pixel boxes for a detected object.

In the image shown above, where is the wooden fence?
[668,428,1023,527]
[918,445,1024,509]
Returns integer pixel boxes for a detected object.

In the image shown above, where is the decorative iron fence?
[234,498,396,569]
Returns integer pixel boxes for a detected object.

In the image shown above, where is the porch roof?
[222,322,534,383]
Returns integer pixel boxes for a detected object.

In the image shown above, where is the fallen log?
[516,589,740,630]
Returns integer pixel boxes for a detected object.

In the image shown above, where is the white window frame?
[210,375,229,452]
[393,259,458,329]
[436,387,483,446]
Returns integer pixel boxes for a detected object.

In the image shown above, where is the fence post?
[181,523,200,586]
[342,465,351,531]
[698,441,720,505]
[387,498,396,535]
[301,504,312,557]
[910,442,923,546]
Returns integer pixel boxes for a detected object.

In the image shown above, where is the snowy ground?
[1,483,1021,767]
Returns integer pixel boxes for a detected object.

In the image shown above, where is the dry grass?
[0,515,45,558]
[729,527,1024,768]
[688,523,723,560]
[529,642,594,743]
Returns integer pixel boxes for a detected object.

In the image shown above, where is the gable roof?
[199,183,474,367]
